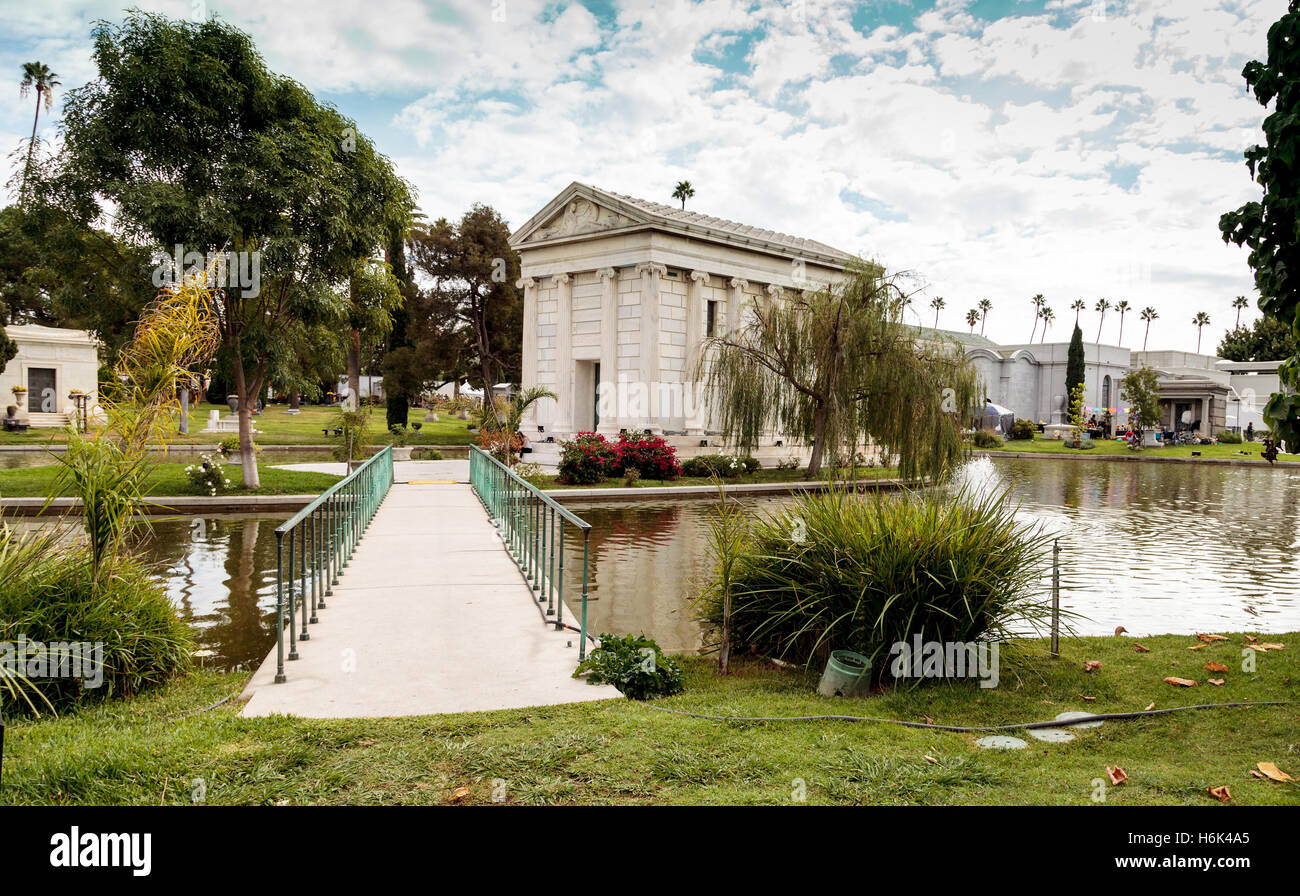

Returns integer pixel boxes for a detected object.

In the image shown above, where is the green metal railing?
[468,445,592,659]
[273,445,394,683]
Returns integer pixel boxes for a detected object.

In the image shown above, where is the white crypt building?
[509,182,852,454]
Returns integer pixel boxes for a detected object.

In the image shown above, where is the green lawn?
[0,461,341,498]
[2,631,1296,805]
[535,466,899,490]
[985,434,1300,462]
[0,404,477,448]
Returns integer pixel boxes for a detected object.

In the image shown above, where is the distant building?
[0,324,101,427]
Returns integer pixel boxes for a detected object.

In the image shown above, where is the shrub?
[218,434,259,456]
[622,467,641,487]
[514,462,548,487]
[611,430,681,480]
[776,456,801,471]
[1008,418,1036,441]
[184,453,231,496]
[682,453,754,478]
[1218,431,1243,444]
[971,430,1003,449]
[558,432,616,484]
[331,408,373,462]
[573,633,685,700]
[0,529,193,714]
[698,486,1055,682]
[410,447,442,460]
[388,424,410,447]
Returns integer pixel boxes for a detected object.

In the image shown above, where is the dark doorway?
[27,367,55,414]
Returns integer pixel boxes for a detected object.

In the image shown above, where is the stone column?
[517,276,538,429]
[686,271,710,435]
[727,277,748,335]
[636,262,667,432]
[596,267,620,434]
[553,272,573,435]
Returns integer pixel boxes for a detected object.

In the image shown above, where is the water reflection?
[566,459,1300,650]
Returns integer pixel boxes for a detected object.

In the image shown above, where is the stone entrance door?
[26,367,56,414]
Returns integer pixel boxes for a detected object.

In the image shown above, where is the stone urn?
[226,394,239,414]
[392,446,413,461]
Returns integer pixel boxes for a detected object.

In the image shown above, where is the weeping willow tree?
[698,261,981,480]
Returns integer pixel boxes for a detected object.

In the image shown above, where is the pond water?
[67,456,1300,665]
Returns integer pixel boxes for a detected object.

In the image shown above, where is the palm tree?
[1192,311,1211,353]
[1094,298,1111,342]
[1071,299,1086,325]
[965,308,979,333]
[930,296,945,330]
[671,180,695,210]
[19,61,60,198]
[977,298,992,336]
[1039,307,1055,343]
[1029,294,1046,342]
[1115,299,1131,346]
[1232,295,1250,328]
[1139,306,1158,350]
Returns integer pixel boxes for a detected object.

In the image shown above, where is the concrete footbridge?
[240,448,619,718]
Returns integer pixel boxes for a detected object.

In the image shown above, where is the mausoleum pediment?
[520,195,639,243]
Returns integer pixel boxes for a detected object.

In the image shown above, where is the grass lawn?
[0,404,477,448]
[2,631,1296,805]
[985,434,1300,462]
[535,466,899,490]
[0,461,341,498]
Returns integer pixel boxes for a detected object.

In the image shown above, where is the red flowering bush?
[612,430,681,481]
[558,432,616,484]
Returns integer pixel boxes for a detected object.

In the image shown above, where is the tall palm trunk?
[21,89,41,198]
[1143,321,1151,351]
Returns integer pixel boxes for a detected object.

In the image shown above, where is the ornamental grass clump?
[699,485,1055,682]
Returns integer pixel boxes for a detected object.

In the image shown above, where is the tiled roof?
[584,184,855,263]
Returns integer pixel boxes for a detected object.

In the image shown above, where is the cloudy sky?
[0,0,1283,352]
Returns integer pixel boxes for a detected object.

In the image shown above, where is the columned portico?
[508,182,852,447]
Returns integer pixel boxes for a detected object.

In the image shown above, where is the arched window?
[1102,375,1112,410]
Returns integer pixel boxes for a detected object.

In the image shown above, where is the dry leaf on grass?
[1205,662,1229,672]
[1134,644,1151,653]
[1245,635,1259,643]
[1080,694,1097,702]
[1256,762,1296,783]
[923,755,939,764]
[1197,633,1228,643]
[1106,766,1129,785]
[1164,677,1197,687]
[1208,678,1225,686]
[1188,644,1206,651]
[447,786,471,803]
[1145,702,1156,711]
[1207,785,1232,802]
[1084,660,1103,672]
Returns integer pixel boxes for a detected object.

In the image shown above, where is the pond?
[99,456,1300,665]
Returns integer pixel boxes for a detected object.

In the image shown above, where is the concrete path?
[240,478,619,718]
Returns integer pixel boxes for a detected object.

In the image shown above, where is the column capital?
[766,284,785,299]
[552,272,571,286]
[636,262,668,278]
[516,276,536,290]
[689,270,711,285]
[729,277,749,290]
[596,266,618,281]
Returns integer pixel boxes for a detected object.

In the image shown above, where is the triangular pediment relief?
[521,195,639,243]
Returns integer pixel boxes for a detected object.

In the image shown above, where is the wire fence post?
[1050,538,1060,658]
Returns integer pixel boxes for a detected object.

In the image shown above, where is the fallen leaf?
[1245,635,1259,643]
[1257,762,1296,783]
[1134,643,1151,653]
[1164,677,1197,687]
[1114,626,1128,636]
[1259,642,1286,651]
[447,786,471,803]
[1084,660,1103,672]
[1145,702,1156,711]
[1207,785,1232,802]
[1197,633,1228,643]
[1250,770,1268,779]
[1188,644,1206,651]
[923,755,939,764]
[1205,662,1229,673]
[1106,766,1129,785]
[1080,695,1097,702]
[1208,678,1225,686]
[923,716,934,724]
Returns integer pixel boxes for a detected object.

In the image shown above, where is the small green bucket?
[817,650,871,697]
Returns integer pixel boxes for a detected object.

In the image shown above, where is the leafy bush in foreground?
[574,633,684,700]
[0,529,193,714]
[698,486,1054,681]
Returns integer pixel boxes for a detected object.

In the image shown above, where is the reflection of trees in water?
[199,518,277,670]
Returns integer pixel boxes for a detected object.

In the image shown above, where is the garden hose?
[640,700,1292,733]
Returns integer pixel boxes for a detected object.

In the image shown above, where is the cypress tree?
[1066,324,1085,401]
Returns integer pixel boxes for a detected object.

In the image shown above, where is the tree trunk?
[22,94,40,197]
[289,390,300,410]
[231,350,260,488]
[806,402,829,478]
[348,328,362,411]
[718,587,732,675]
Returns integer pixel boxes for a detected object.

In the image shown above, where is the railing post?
[556,521,565,630]
[547,507,555,616]
[275,531,286,682]
[306,508,317,626]
[288,526,300,657]
[580,529,590,661]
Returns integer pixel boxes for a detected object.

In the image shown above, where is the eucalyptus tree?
[46,13,413,487]
[1140,306,1158,350]
[1193,311,1212,353]
[18,61,60,199]
[697,261,981,480]
[1115,299,1131,345]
